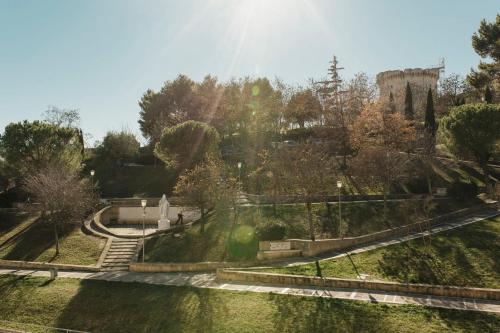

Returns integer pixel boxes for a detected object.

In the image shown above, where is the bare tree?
[24,165,94,255]
[351,102,416,223]
[268,144,336,241]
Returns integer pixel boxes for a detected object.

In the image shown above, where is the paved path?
[1,268,500,314]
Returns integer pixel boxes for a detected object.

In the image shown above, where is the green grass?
[261,216,500,289]
[145,210,258,262]
[0,275,498,333]
[0,219,105,266]
[145,199,476,263]
[0,210,39,242]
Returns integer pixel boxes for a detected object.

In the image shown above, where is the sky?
[0,0,498,144]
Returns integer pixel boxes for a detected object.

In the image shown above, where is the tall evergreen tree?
[424,88,437,136]
[404,82,414,120]
[484,86,493,103]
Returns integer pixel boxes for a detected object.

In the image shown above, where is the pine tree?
[404,82,414,120]
[424,88,437,136]
[484,86,493,103]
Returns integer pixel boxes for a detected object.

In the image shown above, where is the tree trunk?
[200,206,205,234]
[383,186,387,224]
[53,223,60,255]
[480,161,492,196]
[306,202,315,241]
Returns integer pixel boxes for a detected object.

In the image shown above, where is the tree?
[484,86,493,103]
[95,130,140,167]
[24,165,93,255]
[0,120,83,178]
[155,121,220,171]
[438,73,469,113]
[424,88,437,137]
[440,104,500,195]
[272,144,335,241]
[421,88,438,195]
[351,102,416,222]
[285,89,322,128]
[467,15,499,94]
[173,158,221,233]
[404,82,414,121]
[42,106,81,128]
[138,75,198,144]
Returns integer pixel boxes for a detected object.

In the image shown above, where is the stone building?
[376,67,441,120]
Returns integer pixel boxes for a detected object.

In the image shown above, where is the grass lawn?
[0,218,105,266]
[0,276,499,333]
[0,209,39,243]
[261,216,500,289]
[145,199,475,263]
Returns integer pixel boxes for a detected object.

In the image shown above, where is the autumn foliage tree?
[351,102,416,222]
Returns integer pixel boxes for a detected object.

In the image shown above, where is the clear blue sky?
[0,0,498,144]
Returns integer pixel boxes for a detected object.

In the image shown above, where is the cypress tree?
[424,88,437,136]
[484,86,493,104]
[404,82,414,120]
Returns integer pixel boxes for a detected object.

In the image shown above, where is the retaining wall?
[0,259,99,272]
[217,269,500,301]
[259,203,498,258]
[129,261,260,273]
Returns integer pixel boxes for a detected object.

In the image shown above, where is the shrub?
[448,180,478,201]
[256,220,286,241]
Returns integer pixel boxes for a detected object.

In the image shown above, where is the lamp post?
[90,170,96,219]
[237,162,242,191]
[141,199,147,263]
[337,180,342,239]
[90,170,95,194]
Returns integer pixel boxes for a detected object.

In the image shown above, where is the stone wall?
[376,68,441,119]
[258,204,498,259]
[129,261,260,273]
[0,259,99,272]
[217,269,500,301]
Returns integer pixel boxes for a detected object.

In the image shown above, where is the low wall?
[259,203,498,258]
[129,261,259,273]
[0,259,99,272]
[217,269,500,301]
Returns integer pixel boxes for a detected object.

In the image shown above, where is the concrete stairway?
[101,239,139,271]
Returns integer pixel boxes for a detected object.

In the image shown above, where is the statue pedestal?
[158,218,170,230]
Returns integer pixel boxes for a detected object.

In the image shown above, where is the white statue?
[158,194,171,230]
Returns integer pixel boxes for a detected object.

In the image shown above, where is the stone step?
[109,249,136,253]
[101,262,130,267]
[103,259,130,264]
[110,244,137,248]
[112,240,138,244]
[105,254,134,258]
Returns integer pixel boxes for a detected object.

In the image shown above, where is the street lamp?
[141,199,147,263]
[337,180,342,239]
[237,162,242,190]
[90,170,96,220]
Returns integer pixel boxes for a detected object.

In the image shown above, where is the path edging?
[216,269,500,301]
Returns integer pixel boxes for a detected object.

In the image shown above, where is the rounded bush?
[256,220,286,241]
[448,180,478,201]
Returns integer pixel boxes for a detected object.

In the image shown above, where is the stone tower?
[376,68,441,120]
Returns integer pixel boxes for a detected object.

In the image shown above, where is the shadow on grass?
[0,221,72,262]
[55,280,228,333]
[377,219,500,287]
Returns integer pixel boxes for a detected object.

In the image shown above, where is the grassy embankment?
[260,216,500,289]
[0,275,499,333]
[145,199,476,263]
[0,210,105,265]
